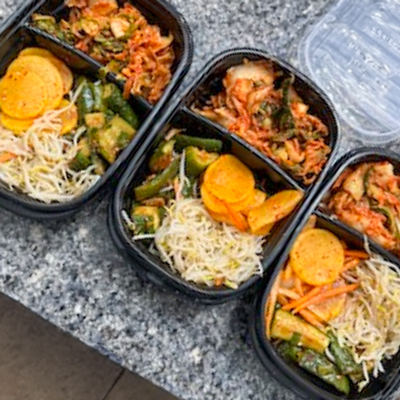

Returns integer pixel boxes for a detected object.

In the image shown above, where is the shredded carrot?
[295,277,304,296]
[278,288,300,300]
[293,284,359,314]
[283,263,293,282]
[299,310,325,329]
[266,274,281,339]
[0,152,16,163]
[342,258,360,272]
[224,202,248,232]
[282,286,322,311]
[344,249,369,259]
[214,277,224,287]
[277,294,288,306]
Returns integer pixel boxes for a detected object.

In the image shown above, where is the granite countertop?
[0,1,398,400]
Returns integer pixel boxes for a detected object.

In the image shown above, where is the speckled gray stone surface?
[1,1,400,400]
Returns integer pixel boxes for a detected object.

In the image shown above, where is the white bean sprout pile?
[154,197,264,288]
[330,253,400,391]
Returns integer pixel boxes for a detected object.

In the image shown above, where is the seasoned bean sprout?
[330,253,400,391]
[154,198,264,288]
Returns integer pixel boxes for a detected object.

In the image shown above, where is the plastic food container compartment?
[108,104,303,304]
[108,45,340,303]
[317,147,400,266]
[251,148,400,400]
[298,0,400,146]
[0,0,192,220]
[181,48,340,192]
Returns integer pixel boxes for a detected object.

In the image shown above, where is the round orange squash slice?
[201,184,228,214]
[18,48,73,94]
[0,70,48,119]
[203,154,255,204]
[290,229,345,286]
[248,190,302,234]
[0,112,35,133]
[7,55,63,111]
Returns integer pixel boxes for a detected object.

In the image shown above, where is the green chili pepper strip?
[174,134,223,153]
[90,82,106,112]
[328,332,363,381]
[273,76,296,137]
[298,348,350,395]
[279,340,350,395]
[134,157,180,201]
[76,77,94,123]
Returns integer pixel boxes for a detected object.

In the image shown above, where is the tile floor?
[0,293,178,400]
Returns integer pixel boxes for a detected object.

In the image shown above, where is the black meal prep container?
[0,0,192,220]
[251,147,400,400]
[108,46,340,304]
[181,48,340,192]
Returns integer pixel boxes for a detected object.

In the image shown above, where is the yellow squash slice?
[248,190,302,234]
[0,112,34,133]
[18,48,73,94]
[203,154,255,203]
[0,70,48,119]
[290,229,345,286]
[206,208,232,225]
[7,55,63,111]
[240,189,267,216]
[201,184,228,214]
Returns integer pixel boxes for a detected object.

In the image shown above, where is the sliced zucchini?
[89,82,106,112]
[91,153,107,175]
[185,146,219,177]
[131,205,162,234]
[134,157,180,201]
[76,77,94,124]
[271,309,329,354]
[103,83,139,128]
[84,112,106,128]
[97,116,136,164]
[174,134,223,153]
[110,115,136,136]
[149,140,176,173]
[70,138,92,171]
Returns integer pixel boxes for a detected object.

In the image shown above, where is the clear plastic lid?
[299,0,400,145]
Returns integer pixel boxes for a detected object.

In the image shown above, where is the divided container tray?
[0,0,192,220]
[108,49,340,304]
[251,148,400,400]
